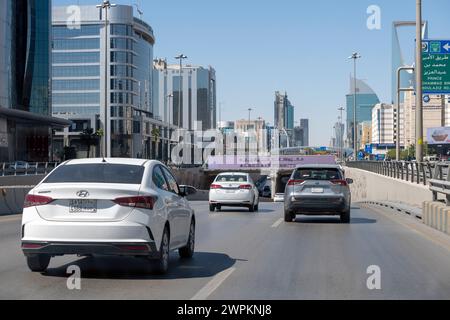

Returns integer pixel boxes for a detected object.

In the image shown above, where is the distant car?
[273,193,285,202]
[21,158,197,274]
[209,173,259,212]
[284,164,353,223]
[262,185,271,198]
[9,161,30,173]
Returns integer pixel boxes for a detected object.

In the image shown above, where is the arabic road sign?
[422,40,450,94]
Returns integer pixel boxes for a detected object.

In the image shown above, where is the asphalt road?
[1,201,450,300]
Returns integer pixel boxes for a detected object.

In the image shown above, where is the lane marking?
[191,267,236,300]
[271,218,283,228]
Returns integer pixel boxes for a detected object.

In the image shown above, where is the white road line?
[191,267,236,300]
[271,218,283,228]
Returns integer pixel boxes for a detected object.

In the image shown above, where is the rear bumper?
[209,191,254,205]
[22,241,159,258]
[286,196,349,214]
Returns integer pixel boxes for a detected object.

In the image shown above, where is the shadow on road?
[294,217,377,225]
[42,252,237,280]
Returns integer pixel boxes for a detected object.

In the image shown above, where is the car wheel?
[248,200,255,212]
[340,210,351,224]
[179,220,195,259]
[209,204,215,212]
[152,227,170,274]
[254,202,259,212]
[216,205,222,212]
[284,210,295,222]
[26,254,51,272]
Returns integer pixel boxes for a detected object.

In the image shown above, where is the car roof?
[294,164,341,170]
[217,172,249,176]
[64,158,155,166]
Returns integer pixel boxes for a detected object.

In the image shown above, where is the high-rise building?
[153,59,217,131]
[346,77,380,149]
[371,103,404,154]
[358,121,372,150]
[52,5,161,160]
[403,91,447,147]
[274,91,294,130]
[294,119,309,147]
[0,0,70,162]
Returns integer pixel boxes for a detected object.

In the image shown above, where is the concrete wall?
[345,167,433,208]
[0,175,46,187]
[0,187,32,215]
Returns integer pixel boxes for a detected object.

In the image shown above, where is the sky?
[53,0,450,146]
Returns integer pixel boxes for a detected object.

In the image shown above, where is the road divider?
[0,186,33,216]
[423,201,450,235]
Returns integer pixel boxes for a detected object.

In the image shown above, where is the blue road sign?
[422,40,450,94]
[365,144,373,154]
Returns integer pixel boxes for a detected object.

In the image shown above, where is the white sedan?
[21,158,197,274]
[209,173,259,212]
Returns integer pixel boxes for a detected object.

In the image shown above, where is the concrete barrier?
[423,202,450,235]
[0,187,33,216]
[345,167,434,208]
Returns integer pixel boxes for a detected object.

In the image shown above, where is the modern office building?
[332,122,345,149]
[371,103,402,154]
[153,58,217,132]
[293,119,309,147]
[346,77,380,149]
[0,0,70,162]
[52,5,162,160]
[274,91,294,130]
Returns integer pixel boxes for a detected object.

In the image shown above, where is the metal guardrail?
[0,162,59,177]
[429,163,450,205]
[346,161,437,186]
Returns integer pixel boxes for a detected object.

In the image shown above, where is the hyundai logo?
[76,190,90,198]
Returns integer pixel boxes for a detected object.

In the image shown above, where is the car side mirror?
[346,178,354,185]
[179,185,197,197]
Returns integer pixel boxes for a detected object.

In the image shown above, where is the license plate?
[226,190,236,194]
[311,188,324,194]
[69,199,97,213]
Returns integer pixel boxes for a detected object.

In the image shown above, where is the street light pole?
[415,0,424,162]
[349,52,361,160]
[175,54,188,129]
[396,67,415,161]
[97,0,116,158]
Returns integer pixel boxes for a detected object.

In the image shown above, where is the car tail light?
[23,195,53,208]
[288,180,305,186]
[210,184,222,189]
[331,180,348,186]
[22,243,45,249]
[114,196,157,210]
[239,184,252,189]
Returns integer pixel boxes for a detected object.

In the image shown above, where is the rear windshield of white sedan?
[216,175,248,182]
[293,168,342,181]
[43,164,145,184]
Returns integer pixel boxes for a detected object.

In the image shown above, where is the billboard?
[427,127,450,145]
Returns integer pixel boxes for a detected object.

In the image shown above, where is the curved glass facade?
[52,5,156,159]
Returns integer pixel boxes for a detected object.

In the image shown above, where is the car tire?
[209,204,215,212]
[179,220,195,259]
[340,210,351,224]
[248,201,255,212]
[254,203,259,212]
[284,210,295,222]
[216,205,222,212]
[26,254,51,272]
[152,227,170,274]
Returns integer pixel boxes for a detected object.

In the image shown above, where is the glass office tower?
[52,5,158,159]
[0,0,69,162]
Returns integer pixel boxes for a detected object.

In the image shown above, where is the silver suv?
[284,164,353,223]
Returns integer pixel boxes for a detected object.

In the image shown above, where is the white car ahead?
[21,158,197,274]
[209,173,259,212]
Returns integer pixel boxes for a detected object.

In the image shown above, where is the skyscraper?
[52,5,158,159]
[346,77,380,149]
[0,0,70,162]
